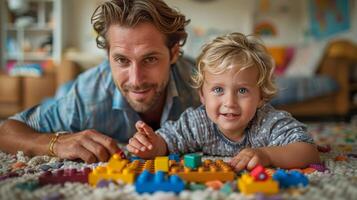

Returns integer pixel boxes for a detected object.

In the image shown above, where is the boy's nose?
[223,93,237,107]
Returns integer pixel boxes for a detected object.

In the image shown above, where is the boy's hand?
[229,148,271,172]
[126,121,167,159]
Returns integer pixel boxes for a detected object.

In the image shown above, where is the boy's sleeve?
[267,112,315,146]
[157,107,203,154]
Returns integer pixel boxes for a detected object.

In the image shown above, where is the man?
[0,0,200,163]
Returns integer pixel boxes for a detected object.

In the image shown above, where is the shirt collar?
[112,68,179,110]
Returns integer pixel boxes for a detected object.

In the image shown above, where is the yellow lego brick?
[88,165,137,186]
[107,154,129,170]
[168,159,235,183]
[238,173,279,195]
[155,156,169,172]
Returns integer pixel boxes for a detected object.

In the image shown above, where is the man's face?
[107,23,179,113]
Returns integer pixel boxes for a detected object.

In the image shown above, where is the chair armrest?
[319,57,350,114]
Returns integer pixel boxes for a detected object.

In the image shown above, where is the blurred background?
[0,0,356,122]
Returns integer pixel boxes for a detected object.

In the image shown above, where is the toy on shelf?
[238,165,279,195]
[272,169,309,188]
[39,168,91,185]
[135,170,185,194]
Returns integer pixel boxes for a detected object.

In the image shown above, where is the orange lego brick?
[168,159,235,183]
[205,180,223,190]
[302,167,316,174]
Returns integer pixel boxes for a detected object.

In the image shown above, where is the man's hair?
[193,32,277,101]
[91,0,189,51]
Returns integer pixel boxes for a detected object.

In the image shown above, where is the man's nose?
[128,63,143,86]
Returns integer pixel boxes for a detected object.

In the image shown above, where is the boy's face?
[107,22,179,114]
[199,65,263,141]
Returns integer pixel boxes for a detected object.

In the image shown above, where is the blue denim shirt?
[9,58,200,142]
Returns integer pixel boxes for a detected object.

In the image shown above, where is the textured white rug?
[0,123,357,200]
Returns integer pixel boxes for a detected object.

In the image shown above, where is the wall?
[166,0,255,34]
[62,0,356,57]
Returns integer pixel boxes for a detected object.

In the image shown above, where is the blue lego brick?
[184,153,202,169]
[130,156,145,162]
[168,154,180,162]
[135,170,185,194]
[272,169,309,188]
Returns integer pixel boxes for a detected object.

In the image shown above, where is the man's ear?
[199,89,206,105]
[170,43,180,64]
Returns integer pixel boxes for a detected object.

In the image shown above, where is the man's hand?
[126,121,167,159]
[229,148,271,172]
[53,129,120,163]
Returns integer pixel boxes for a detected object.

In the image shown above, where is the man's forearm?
[261,142,321,169]
[0,119,52,156]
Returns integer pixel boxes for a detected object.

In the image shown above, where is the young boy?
[126,33,320,171]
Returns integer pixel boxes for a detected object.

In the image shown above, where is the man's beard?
[122,81,167,113]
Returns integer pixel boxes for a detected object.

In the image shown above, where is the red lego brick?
[251,165,269,181]
[39,168,91,185]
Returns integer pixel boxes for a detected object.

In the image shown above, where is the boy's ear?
[257,95,265,108]
[170,43,180,64]
[199,89,206,105]
[258,99,264,108]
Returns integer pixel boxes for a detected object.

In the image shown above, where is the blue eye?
[213,87,224,94]
[238,88,247,94]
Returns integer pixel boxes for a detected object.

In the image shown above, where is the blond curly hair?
[193,32,277,101]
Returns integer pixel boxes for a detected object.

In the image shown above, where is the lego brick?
[89,154,235,186]
[184,153,202,169]
[107,154,129,170]
[272,169,309,188]
[251,165,269,181]
[89,159,156,186]
[15,180,39,191]
[88,163,136,186]
[39,168,91,186]
[169,159,235,183]
[168,154,180,162]
[115,149,127,159]
[238,173,279,195]
[135,170,184,194]
[130,156,145,162]
[205,180,223,190]
[154,156,169,172]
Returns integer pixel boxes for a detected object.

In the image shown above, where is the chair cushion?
[271,75,339,106]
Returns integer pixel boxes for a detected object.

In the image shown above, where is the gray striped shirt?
[157,104,314,156]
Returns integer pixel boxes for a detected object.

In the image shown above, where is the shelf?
[1,0,61,68]
[6,25,53,32]
[6,53,53,61]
